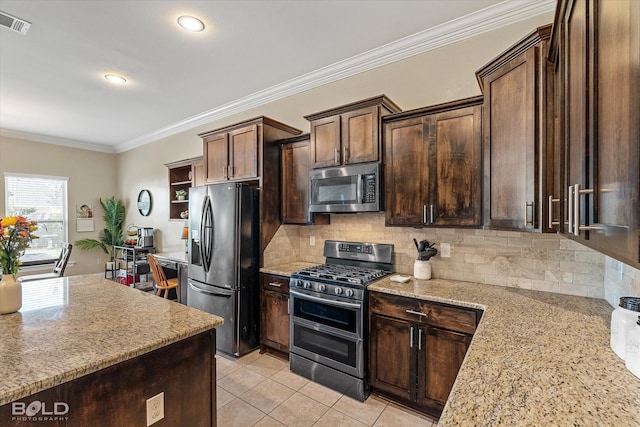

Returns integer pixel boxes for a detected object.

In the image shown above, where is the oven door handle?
[290,289,362,309]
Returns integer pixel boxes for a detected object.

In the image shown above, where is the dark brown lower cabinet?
[0,330,216,427]
[369,292,479,417]
[260,273,290,358]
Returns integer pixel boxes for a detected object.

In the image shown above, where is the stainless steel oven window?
[292,294,359,334]
[292,323,359,368]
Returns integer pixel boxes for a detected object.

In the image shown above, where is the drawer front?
[260,273,290,295]
[369,292,477,335]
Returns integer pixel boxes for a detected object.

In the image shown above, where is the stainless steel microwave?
[309,162,382,213]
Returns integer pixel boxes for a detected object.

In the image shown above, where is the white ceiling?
[0,0,555,153]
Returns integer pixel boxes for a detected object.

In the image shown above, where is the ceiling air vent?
[0,11,31,35]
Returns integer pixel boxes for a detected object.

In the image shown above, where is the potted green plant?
[75,197,125,265]
[175,189,187,201]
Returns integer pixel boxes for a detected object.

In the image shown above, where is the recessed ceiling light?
[177,15,204,32]
[104,74,126,84]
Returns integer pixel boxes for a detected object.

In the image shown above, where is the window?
[4,173,68,266]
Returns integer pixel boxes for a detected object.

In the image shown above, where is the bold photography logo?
[11,400,69,421]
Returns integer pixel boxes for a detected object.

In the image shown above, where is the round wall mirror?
[137,189,152,216]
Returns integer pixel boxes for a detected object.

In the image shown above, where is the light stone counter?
[260,262,317,277]
[0,275,223,406]
[368,277,640,426]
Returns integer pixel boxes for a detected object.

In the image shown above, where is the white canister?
[610,297,640,360]
[626,316,640,379]
[413,260,432,280]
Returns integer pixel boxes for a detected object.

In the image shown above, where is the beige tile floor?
[216,351,438,427]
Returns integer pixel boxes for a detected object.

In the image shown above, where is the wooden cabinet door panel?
[563,0,589,236]
[282,140,311,224]
[342,106,379,164]
[204,133,228,183]
[418,327,471,407]
[484,49,536,230]
[384,117,427,226]
[261,289,290,352]
[369,314,413,400]
[430,106,482,226]
[587,0,640,264]
[310,115,341,168]
[229,125,258,180]
[193,160,205,187]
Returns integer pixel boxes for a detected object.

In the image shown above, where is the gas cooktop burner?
[295,264,389,286]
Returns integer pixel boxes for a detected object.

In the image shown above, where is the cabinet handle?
[344,146,349,163]
[423,205,427,224]
[268,282,282,288]
[335,148,340,165]
[524,201,534,226]
[410,326,414,348]
[406,309,428,317]
[418,329,423,350]
[567,186,574,234]
[223,166,227,179]
[430,204,434,224]
[548,196,560,229]
[228,165,233,178]
[574,184,602,235]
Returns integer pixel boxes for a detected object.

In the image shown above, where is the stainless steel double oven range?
[289,240,393,401]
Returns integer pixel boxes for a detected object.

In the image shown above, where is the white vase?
[414,260,432,280]
[0,273,22,314]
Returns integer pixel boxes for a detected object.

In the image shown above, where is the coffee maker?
[136,227,154,248]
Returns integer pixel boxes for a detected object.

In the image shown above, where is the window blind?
[4,173,68,265]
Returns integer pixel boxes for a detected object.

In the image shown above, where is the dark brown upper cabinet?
[304,95,402,169]
[476,24,556,232]
[383,97,483,227]
[202,124,260,184]
[549,0,639,267]
[199,117,302,256]
[165,156,204,221]
[280,134,330,225]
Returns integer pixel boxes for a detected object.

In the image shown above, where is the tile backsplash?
[264,213,640,304]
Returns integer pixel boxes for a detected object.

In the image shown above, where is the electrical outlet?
[310,236,316,246]
[146,392,164,426]
[440,243,451,258]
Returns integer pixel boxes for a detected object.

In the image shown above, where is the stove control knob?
[334,287,343,295]
[345,289,354,297]
[296,279,303,287]
[318,284,326,292]
[303,281,311,289]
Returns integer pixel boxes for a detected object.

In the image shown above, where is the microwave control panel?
[364,174,376,203]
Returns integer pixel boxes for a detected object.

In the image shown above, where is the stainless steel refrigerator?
[187,183,260,357]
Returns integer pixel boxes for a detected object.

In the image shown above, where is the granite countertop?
[368,278,640,426]
[0,275,223,406]
[260,262,317,277]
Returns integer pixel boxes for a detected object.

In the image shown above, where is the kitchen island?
[0,275,223,426]
[369,278,640,426]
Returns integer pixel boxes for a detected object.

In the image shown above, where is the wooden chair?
[147,254,179,299]
[19,242,73,282]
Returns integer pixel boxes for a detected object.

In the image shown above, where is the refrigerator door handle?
[189,282,232,298]
[201,195,214,272]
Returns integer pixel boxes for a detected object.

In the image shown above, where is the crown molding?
[0,128,115,153]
